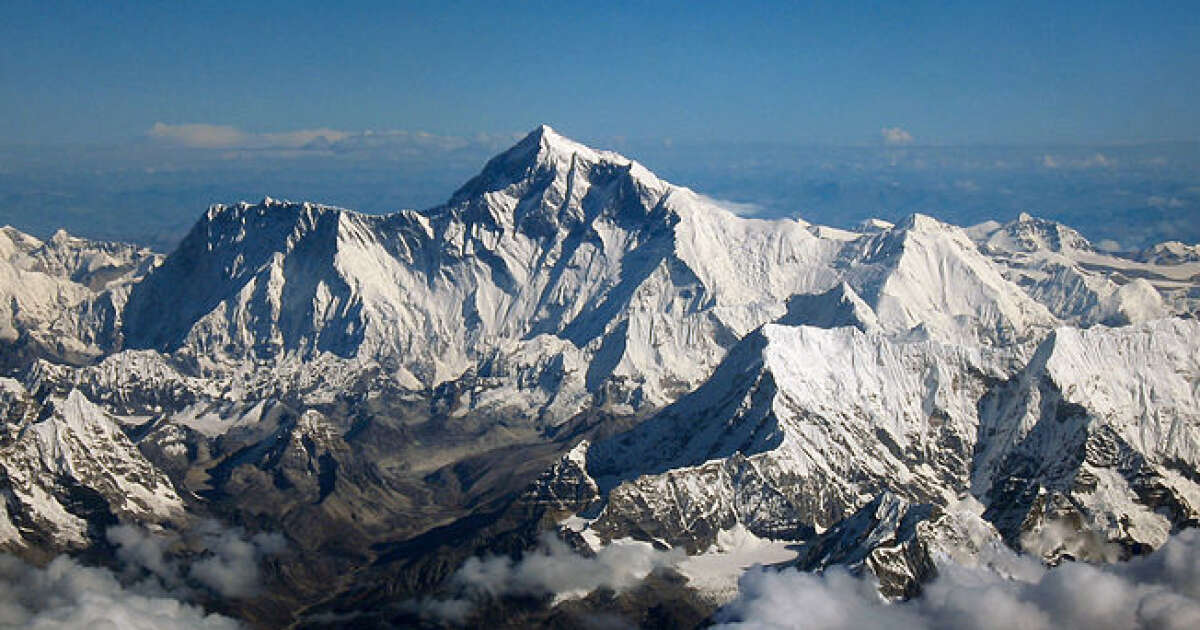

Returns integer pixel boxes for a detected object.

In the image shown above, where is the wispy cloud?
[0,554,240,629]
[882,126,915,146]
[107,519,287,599]
[148,122,521,157]
[1041,152,1117,170]
[149,123,251,149]
[406,533,683,623]
[149,122,349,150]
[697,194,768,217]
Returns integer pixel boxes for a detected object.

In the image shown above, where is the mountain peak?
[518,123,620,169]
[448,125,660,206]
[895,212,949,233]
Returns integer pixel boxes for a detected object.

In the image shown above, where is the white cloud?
[0,554,240,630]
[106,520,286,599]
[881,127,915,146]
[407,533,682,622]
[1041,152,1117,170]
[186,522,286,599]
[149,123,250,149]
[715,528,1200,630]
[148,123,521,157]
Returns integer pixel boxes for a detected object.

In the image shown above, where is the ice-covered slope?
[1137,240,1200,265]
[581,316,1200,557]
[976,318,1200,555]
[586,323,1002,550]
[121,126,840,413]
[0,227,157,363]
[110,129,1103,425]
[839,214,1059,346]
[968,214,1190,325]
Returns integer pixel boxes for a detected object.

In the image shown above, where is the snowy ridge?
[969,213,1191,325]
[587,323,999,550]
[0,227,155,362]
[1,126,1200,619]
[580,316,1200,563]
[976,318,1200,553]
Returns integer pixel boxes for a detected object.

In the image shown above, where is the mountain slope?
[121,126,839,415]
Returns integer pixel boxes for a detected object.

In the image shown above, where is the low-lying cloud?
[407,533,683,623]
[0,554,240,630]
[0,520,287,629]
[148,122,522,157]
[715,528,1200,630]
[108,519,286,599]
[1041,152,1117,169]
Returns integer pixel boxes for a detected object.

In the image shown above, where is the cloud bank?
[107,520,286,599]
[0,520,287,629]
[0,554,240,630]
[407,533,683,623]
[715,528,1200,630]
[148,122,521,157]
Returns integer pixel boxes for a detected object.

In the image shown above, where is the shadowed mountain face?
[2,127,1199,628]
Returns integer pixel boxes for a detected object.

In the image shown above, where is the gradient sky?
[3,0,1198,146]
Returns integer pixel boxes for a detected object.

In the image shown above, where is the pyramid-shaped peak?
[514,124,626,167]
[448,125,660,204]
[895,212,951,233]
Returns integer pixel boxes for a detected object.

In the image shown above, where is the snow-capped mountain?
[968,213,1191,325]
[1,126,1199,627]
[120,126,839,417]
[0,381,183,554]
[0,227,157,366]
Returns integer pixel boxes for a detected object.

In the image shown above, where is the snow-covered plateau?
[1,126,1198,627]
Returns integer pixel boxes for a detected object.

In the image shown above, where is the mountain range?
[1,126,1198,628]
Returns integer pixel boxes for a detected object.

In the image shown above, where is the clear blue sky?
[2,0,1198,146]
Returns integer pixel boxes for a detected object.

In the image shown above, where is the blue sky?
[1,2,1198,252]
[2,1,1198,146]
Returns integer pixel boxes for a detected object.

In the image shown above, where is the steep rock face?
[976,319,1200,555]
[792,493,1007,598]
[583,318,1200,558]
[0,386,184,552]
[588,323,999,550]
[520,440,601,516]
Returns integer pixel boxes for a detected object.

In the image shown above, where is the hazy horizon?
[2,127,1198,254]
[3,1,1198,250]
